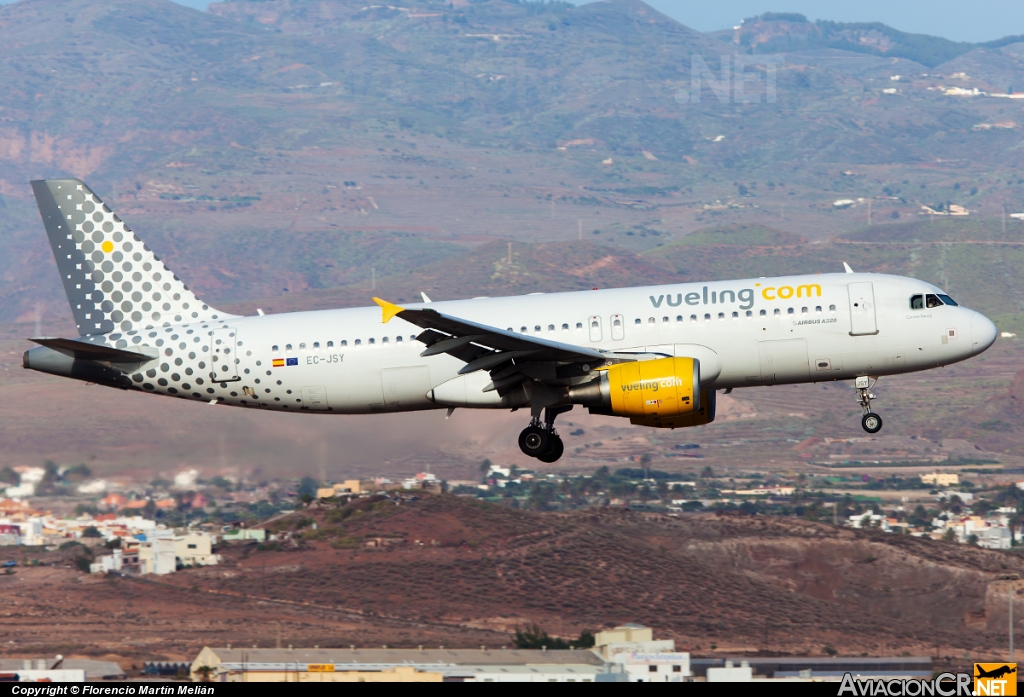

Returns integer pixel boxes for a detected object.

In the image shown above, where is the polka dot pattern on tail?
[31,178,236,336]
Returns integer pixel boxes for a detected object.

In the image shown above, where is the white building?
[594,624,690,682]
[847,511,890,531]
[139,538,177,575]
[707,660,753,682]
[620,652,691,682]
[174,532,220,567]
[90,548,123,574]
[20,518,44,546]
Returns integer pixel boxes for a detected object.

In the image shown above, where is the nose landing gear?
[856,376,882,434]
[518,405,570,462]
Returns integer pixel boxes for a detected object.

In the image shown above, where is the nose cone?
[970,312,998,355]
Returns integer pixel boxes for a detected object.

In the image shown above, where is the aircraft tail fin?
[31,179,232,336]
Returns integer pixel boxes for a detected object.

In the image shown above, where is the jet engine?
[568,356,716,428]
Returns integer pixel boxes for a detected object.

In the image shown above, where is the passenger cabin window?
[272,345,279,352]
[676,315,683,323]
[341,340,347,346]
[829,304,836,312]
[635,318,641,325]
[534,325,541,333]
[910,294,924,309]
[774,309,780,316]
[299,343,306,350]
[926,294,943,308]
[327,341,334,348]
[285,344,293,351]
[354,339,361,345]
[938,294,958,306]
[704,313,711,321]
[576,322,583,330]
[690,314,697,323]
[732,312,738,319]
[396,336,402,342]
[369,338,376,345]
[548,324,555,332]
[562,323,569,331]
[662,316,669,324]
[313,342,320,349]
[382,337,389,343]
[759,310,766,317]
[787,308,795,315]
[521,326,527,333]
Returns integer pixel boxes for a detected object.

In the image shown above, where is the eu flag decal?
[286,357,299,366]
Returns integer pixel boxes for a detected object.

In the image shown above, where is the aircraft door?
[610,314,625,341]
[759,338,810,384]
[847,282,879,336]
[210,327,240,382]
[588,315,602,342]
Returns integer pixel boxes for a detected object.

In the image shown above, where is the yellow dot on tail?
[101,240,114,253]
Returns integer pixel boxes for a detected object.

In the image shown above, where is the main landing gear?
[856,376,883,434]
[519,405,570,462]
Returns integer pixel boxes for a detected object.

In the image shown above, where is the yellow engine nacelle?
[569,357,717,429]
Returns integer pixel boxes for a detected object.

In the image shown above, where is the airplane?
[976,665,1017,680]
[23,178,998,463]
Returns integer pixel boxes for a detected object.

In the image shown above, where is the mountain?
[163,493,1024,656]
[722,12,1024,68]
[0,0,1021,330]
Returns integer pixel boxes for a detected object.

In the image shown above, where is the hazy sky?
[4,0,1021,44]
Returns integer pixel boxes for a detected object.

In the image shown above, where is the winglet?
[843,262,854,274]
[372,297,405,323]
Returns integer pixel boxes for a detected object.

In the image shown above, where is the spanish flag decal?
[272,358,285,367]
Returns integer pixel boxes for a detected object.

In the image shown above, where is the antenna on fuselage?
[843,262,854,274]
[421,292,433,303]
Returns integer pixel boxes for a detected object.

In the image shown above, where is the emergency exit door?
[210,327,239,382]
[847,282,879,336]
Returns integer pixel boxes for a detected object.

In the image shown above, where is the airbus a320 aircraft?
[24,179,998,462]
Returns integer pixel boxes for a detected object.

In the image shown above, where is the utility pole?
[999,574,1019,662]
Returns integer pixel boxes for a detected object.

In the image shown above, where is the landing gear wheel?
[537,435,564,463]
[519,426,551,458]
[861,413,883,434]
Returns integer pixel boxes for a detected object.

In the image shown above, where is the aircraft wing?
[373,298,633,395]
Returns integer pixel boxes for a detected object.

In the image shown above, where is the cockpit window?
[938,294,958,306]
[910,295,923,310]
[926,294,943,308]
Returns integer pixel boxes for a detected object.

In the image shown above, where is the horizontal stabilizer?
[30,337,157,363]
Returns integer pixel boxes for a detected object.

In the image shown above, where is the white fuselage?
[109,272,995,415]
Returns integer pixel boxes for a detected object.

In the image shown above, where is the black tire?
[862,413,883,434]
[518,426,551,457]
[537,435,564,463]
